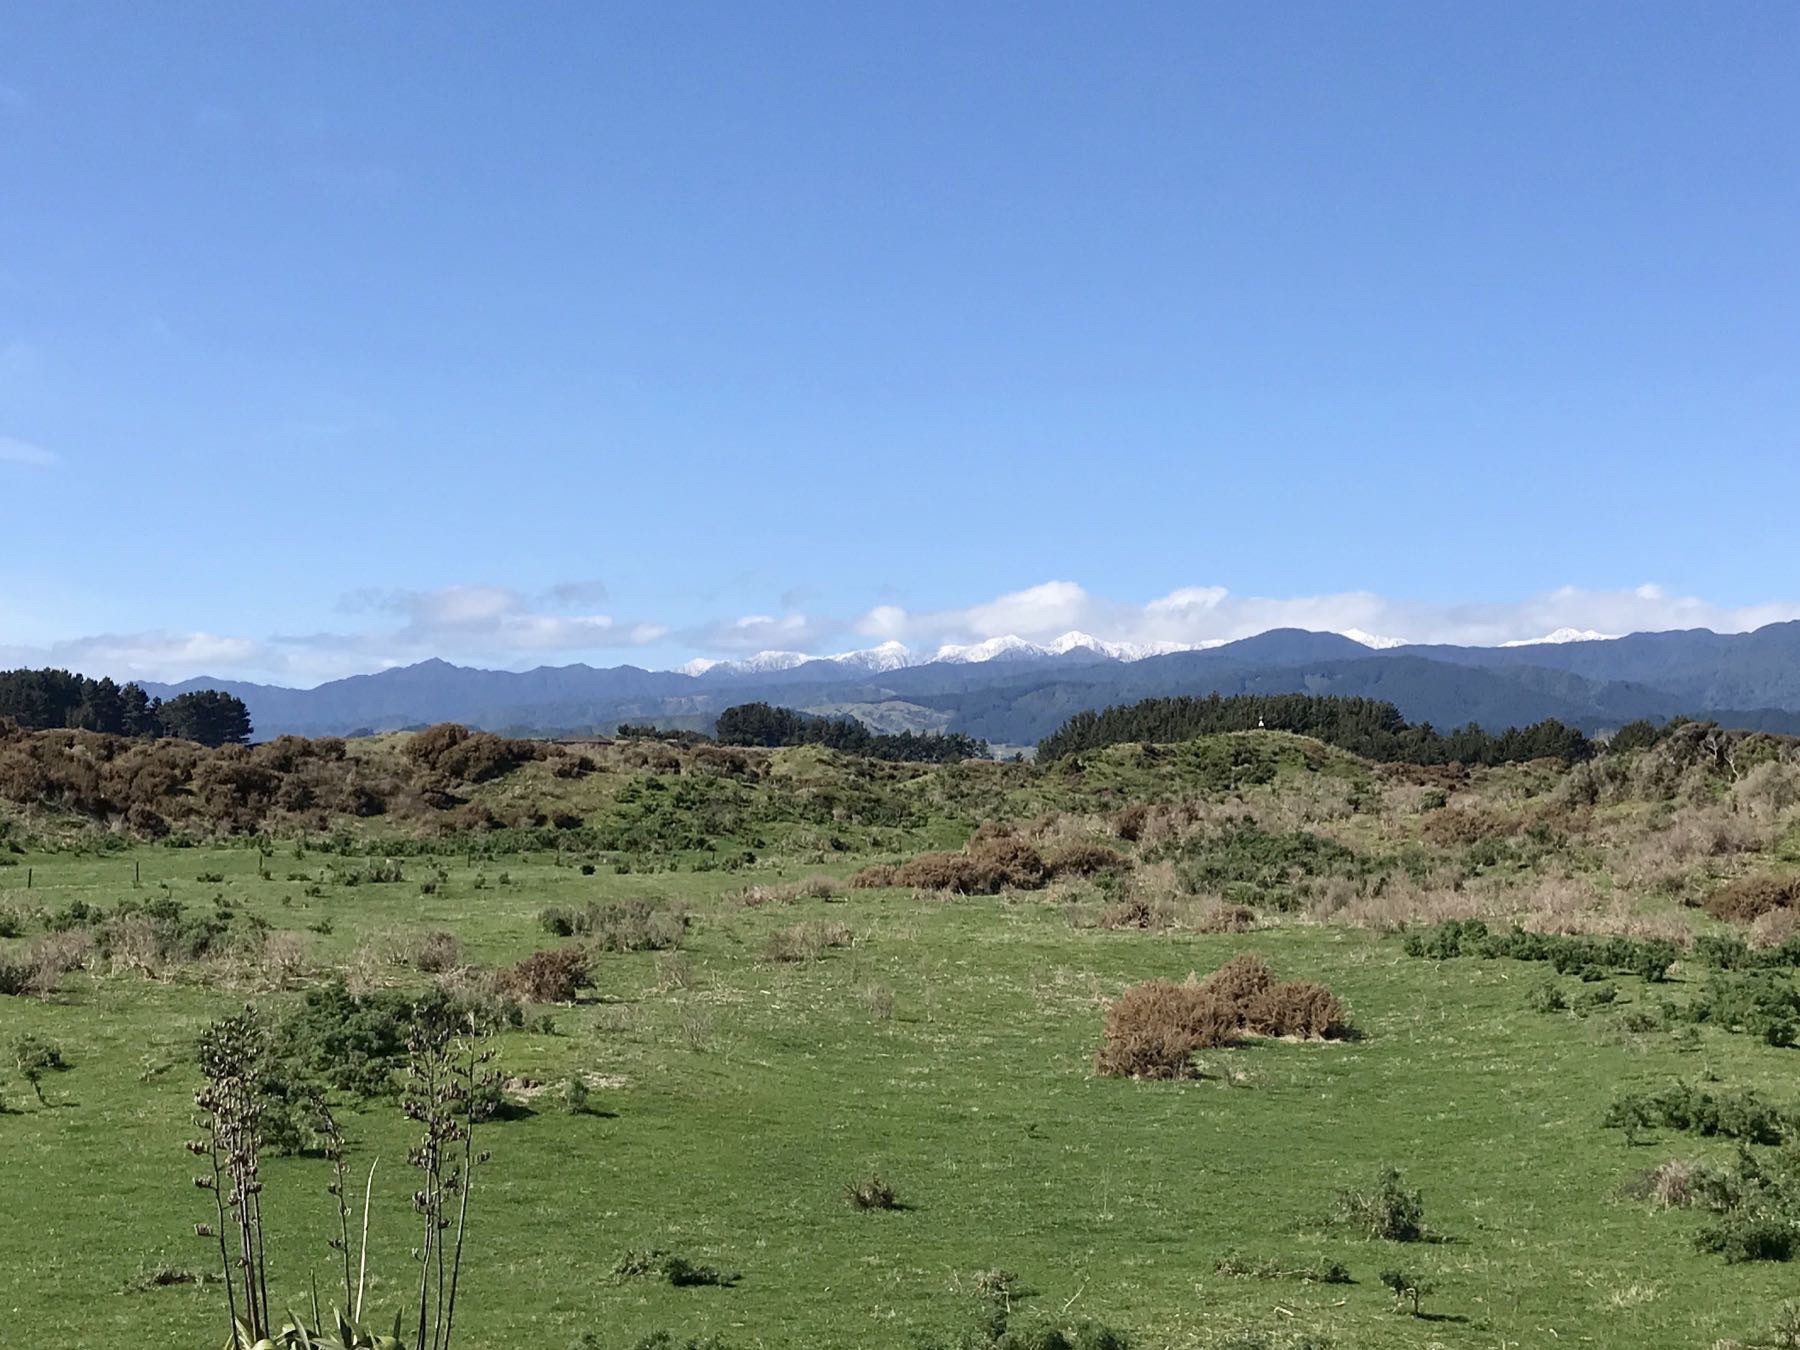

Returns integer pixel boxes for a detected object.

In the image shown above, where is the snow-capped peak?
[1048,631,1199,660]
[712,650,812,674]
[1339,628,1406,650]
[932,634,1046,664]
[1499,628,1618,648]
[1046,630,1112,656]
[824,640,915,672]
[677,657,722,676]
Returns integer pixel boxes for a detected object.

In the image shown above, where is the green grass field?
[4,838,1797,1349]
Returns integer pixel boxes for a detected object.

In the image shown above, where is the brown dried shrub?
[1624,1158,1703,1210]
[848,863,897,889]
[0,930,93,997]
[1245,980,1351,1039]
[496,946,591,1003]
[1752,907,1800,949]
[1094,977,1238,1078]
[406,723,539,783]
[1097,897,1158,930]
[1112,802,1151,842]
[413,930,464,973]
[1192,903,1258,934]
[885,834,1050,895]
[1705,874,1800,923]
[890,852,980,892]
[1420,808,1517,846]
[1045,843,1130,879]
[1196,952,1274,1014]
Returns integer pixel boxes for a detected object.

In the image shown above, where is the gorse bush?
[1167,823,1366,911]
[1095,954,1352,1078]
[612,1248,739,1287]
[1526,979,1569,1013]
[1604,1081,1794,1145]
[1197,952,1274,1008]
[1681,971,1800,1045]
[497,947,592,1003]
[1043,843,1130,879]
[871,832,1050,895]
[1215,1252,1351,1284]
[1093,977,1238,1079]
[1625,1145,1800,1263]
[1245,980,1351,1039]
[1333,1167,1426,1241]
[1402,919,1678,981]
[1706,874,1800,923]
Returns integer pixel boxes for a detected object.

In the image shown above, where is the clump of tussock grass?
[732,875,843,906]
[1621,1158,1710,1210]
[537,898,688,951]
[0,929,92,997]
[760,920,854,963]
[860,982,895,1020]
[655,951,695,990]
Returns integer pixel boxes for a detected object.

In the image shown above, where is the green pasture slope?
[3,843,1797,1349]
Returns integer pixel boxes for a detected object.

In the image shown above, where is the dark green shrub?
[1379,1268,1431,1316]
[1694,1211,1797,1263]
[1572,984,1619,1015]
[1333,1167,1425,1241]
[1682,973,1800,1046]
[1525,979,1567,1013]
[1604,1082,1792,1145]
[611,1249,738,1288]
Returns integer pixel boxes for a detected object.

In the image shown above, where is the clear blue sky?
[2,3,1796,682]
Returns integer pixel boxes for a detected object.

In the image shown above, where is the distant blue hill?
[140,621,1800,745]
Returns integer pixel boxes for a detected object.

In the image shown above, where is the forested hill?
[0,669,255,747]
[1037,692,1595,764]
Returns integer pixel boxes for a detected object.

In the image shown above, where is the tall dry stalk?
[190,1008,273,1346]
[404,1007,496,1350]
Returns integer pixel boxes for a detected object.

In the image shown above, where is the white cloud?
[846,581,1800,654]
[0,434,56,467]
[0,630,264,680]
[687,611,839,653]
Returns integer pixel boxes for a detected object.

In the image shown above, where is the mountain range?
[137,622,1800,749]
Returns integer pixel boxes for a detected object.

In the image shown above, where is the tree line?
[711,702,990,762]
[0,668,254,747]
[1037,692,1595,766]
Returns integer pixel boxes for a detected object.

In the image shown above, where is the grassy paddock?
[2,841,1797,1348]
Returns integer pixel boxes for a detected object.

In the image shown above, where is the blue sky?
[2,3,1796,683]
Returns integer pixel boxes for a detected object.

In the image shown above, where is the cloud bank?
[6,579,1800,686]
